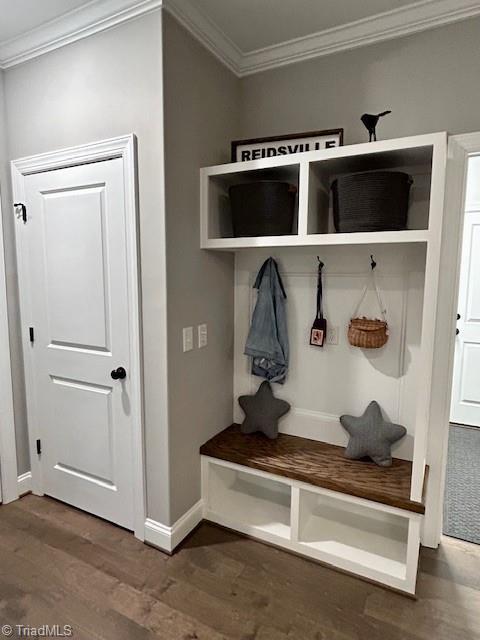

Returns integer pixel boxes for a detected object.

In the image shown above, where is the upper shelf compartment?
[200,133,446,250]
[202,160,301,245]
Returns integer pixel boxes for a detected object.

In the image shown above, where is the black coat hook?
[370,255,377,270]
[317,256,325,270]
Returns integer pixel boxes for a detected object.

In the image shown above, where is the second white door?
[20,156,139,529]
[451,155,480,427]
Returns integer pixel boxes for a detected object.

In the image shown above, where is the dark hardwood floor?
[0,495,479,639]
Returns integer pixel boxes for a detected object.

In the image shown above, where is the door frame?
[0,187,19,504]
[11,134,146,539]
[422,132,480,547]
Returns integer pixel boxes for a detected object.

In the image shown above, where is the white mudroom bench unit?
[201,425,424,594]
[199,132,452,595]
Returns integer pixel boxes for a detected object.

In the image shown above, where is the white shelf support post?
[291,485,301,543]
[410,133,448,503]
[405,516,422,594]
[297,161,310,238]
[200,167,209,249]
[201,456,209,517]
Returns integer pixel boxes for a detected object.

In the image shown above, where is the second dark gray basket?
[331,171,412,233]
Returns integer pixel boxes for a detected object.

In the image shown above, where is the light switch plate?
[326,325,339,345]
[198,323,208,348]
[183,327,193,352]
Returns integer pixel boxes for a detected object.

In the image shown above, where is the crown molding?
[164,0,480,77]
[0,0,479,73]
[0,0,164,69]
[163,0,242,75]
[239,0,480,75]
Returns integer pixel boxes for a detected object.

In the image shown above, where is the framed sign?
[231,128,343,162]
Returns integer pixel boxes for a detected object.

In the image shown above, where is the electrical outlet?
[326,325,339,345]
[183,327,193,352]
[198,323,208,348]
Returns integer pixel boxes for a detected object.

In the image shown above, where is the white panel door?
[23,158,136,528]
[451,156,480,427]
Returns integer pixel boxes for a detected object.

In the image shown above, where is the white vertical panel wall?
[234,244,426,461]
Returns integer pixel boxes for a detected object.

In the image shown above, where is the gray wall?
[240,17,480,144]
[0,70,29,475]
[2,10,241,524]
[163,13,240,522]
[3,13,171,523]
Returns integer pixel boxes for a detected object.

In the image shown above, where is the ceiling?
[0,0,479,73]
[0,0,91,44]
[194,0,420,52]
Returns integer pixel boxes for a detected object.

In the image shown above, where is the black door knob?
[111,366,127,380]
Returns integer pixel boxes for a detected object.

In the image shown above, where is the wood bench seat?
[200,424,426,514]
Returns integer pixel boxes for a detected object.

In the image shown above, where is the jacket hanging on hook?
[244,257,289,384]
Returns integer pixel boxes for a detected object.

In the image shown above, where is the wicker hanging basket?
[348,317,388,349]
[348,268,389,349]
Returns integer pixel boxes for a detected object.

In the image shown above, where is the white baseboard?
[17,471,32,496]
[144,499,203,553]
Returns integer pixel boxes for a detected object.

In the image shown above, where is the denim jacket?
[244,258,289,384]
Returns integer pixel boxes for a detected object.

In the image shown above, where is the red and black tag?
[310,317,327,347]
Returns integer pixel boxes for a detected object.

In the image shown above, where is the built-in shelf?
[201,431,423,593]
[200,425,426,513]
[203,229,430,251]
[207,462,291,540]
[200,133,442,251]
[200,131,448,596]
[297,489,409,581]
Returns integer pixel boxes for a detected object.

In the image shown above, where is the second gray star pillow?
[340,401,406,467]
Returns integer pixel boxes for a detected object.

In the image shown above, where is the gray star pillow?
[340,401,406,467]
[238,381,291,439]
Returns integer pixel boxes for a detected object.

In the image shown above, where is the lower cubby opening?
[298,489,409,579]
[207,462,291,539]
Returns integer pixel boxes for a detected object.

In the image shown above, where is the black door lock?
[111,366,127,380]
[14,203,27,223]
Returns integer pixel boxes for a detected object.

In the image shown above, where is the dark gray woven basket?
[332,171,412,233]
[229,181,296,237]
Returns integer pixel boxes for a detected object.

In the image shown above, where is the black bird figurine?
[361,110,391,142]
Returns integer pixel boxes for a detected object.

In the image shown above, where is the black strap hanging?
[316,259,324,320]
[310,258,327,347]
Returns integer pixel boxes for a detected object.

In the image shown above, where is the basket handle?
[351,267,387,322]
